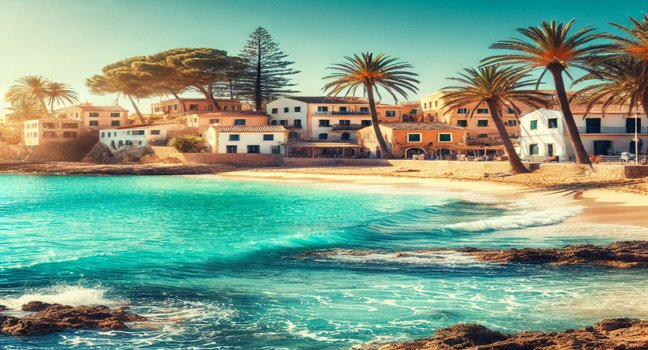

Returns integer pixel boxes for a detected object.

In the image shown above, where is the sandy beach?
[214,168,648,229]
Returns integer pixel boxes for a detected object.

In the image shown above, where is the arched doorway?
[405,147,427,158]
[341,132,350,141]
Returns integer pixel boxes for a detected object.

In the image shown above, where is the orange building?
[358,122,466,158]
[151,98,242,117]
[186,111,270,135]
[54,103,129,131]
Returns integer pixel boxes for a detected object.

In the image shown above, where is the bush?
[168,136,207,153]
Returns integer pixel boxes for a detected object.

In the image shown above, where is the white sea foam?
[318,250,479,266]
[446,206,583,232]
[0,285,121,310]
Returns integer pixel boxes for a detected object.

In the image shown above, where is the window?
[340,119,350,126]
[234,119,245,125]
[283,107,289,113]
[107,132,111,137]
[407,133,422,142]
[318,133,328,140]
[271,108,278,114]
[477,120,489,127]
[477,108,489,114]
[530,120,538,130]
[339,107,348,113]
[89,121,99,126]
[547,144,555,157]
[423,103,428,109]
[456,120,468,127]
[341,132,350,140]
[457,108,469,114]
[110,112,121,118]
[317,106,329,112]
[279,120,288,126]
[271,146,281,154]
[62,123,77,129]
[294,120,302,128]
[101,132,105,138]
[360,107,369,113]
[247,145,260,153]
[438,133,452,142]
[507,107,518,114]
[226,145,237,153]
[263,134,274,141]
[62,131,77,138]
[150,130,161,135]
[361,120,371,126]
[118,140,123,147]
[507,120,517,127]
[548,118,558,129]
[223,106,228,111]
[385,110,396,117]
[294,107,301,112]
[209,119,220,124]
[434,101,438,108]
[89,112,99,118]
[319,119,330,127]
[154,107,160,112]
[132,130,145,135]
[529,144,539,155]
[189,104,198,111]
[229,134,240,141]
[271,120,278,125]
[111,121,120,126]
[476,133,488,138]
[174,104,178,111]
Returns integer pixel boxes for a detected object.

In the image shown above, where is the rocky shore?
[0,162,235,175]
[303,241,648,268]
[0,301,145,336]
[355,318,648,350]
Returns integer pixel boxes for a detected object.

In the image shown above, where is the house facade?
[151,98,242,117]
[54,103,129,131]
[99,123,184,150]
[266,96,403,142]
[186,112,270,135]
[23,118,81,146]
[519,106,648,161]
[205,125,287,154]
[358,122,466,158]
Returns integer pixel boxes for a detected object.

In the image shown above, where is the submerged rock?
[0,302,145,336]
[356,318,648,350]
[464,241,648,268]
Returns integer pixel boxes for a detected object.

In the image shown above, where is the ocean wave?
[0,285,122,310]
[302,249,480,266]
[446,206,583,232]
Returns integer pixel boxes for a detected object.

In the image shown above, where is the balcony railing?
[331,124,366,131]
[285,124,302,129]
[314,111,371,116]
[578,126,648,134]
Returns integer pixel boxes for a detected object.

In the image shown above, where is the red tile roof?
[77,105,128,112]
[379,122,465,130]
[192,111,269,117]
[211,125,287,133]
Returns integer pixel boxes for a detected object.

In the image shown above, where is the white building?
[519,107,647,161]
[266,96,401,142]
[23,118,81,146]
[99,123,183,150]
[205,125,287,154]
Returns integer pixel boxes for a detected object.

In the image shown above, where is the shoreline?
[213,169,648,229]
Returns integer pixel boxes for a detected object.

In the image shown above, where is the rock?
[111,146,154,164]
[82,142,113,163]
[357,318,648,350]
[0,302,145,336]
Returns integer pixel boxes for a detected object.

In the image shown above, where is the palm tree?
[443,65,549,174]
[323,52,419,158]
[484,20,608,165]
[45,82,79,113]
[609,14,648,110]
[5,98,42,122]
[5,75,51,115]
[573,57,647,160]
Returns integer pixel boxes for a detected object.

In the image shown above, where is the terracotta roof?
[192,111,269,117]
[284,96,397,107]
[568,104,645,115]
[211,125,287,133]
[77,105,128,112]
[153,98,240,104]
[378,122,465,130]
[114,123,183,130]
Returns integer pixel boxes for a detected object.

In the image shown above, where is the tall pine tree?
[237,27,299,110]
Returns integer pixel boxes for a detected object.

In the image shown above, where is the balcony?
[314,111,370,116]
[331,124,366,131]
[285,124,302,129]
[578,126,648,134]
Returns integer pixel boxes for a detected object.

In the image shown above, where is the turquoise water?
[0,175,647,349]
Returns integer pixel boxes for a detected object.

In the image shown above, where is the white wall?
[267,98,308,134]
[519,109,572,161]
[207,129,286,154]
[99,126,173,149]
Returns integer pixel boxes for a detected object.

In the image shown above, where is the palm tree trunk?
[366,84,393,159]
[486,100,529,174]
[549,67,591,165]
[171,93,186,113]
[127,95,146,124]
[39,98,48,118]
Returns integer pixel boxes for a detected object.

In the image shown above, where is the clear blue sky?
[0,0,646,112]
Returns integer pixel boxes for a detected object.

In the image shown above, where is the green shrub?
[168,136,207,153]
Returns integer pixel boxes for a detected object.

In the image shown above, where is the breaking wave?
[446,206,583,232]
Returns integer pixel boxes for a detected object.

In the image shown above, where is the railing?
[285,124,302,129]
[331,124,366,131]
[314,111,371,116]
[578,126,648,134]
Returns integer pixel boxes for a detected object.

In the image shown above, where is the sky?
[0,0,646,113]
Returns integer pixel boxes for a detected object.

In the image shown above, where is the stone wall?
[151,146,281,166]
